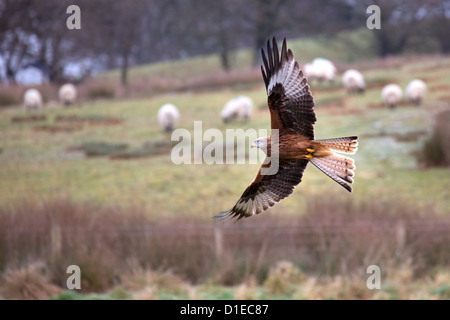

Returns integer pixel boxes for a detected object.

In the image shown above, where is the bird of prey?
[216,37,358,221]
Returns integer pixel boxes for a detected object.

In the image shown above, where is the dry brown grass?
[292,275,370,300]
[233,277,259,300]
[79,79,117,100]
[0,195,449,298]
[0,199,149,293]
[418,107,450,167]
[0,83,58,108]
[120,265,191,298]
[263,260,305,295]
[0,261,62,300]
[0,84,30,107]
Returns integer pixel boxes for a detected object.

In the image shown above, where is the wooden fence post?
[51,224,62,259]
[214,223,223,260]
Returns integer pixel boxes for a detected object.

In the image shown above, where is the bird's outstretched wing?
[217,37,315,221]
[261,37,316,140]
[215,159,308,221]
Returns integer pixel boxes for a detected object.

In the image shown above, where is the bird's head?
[251,137,269,151]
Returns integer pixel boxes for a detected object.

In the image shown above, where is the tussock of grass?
[0,261,62,300]
[109,148,156,159]
[71,141,129,157]
[418,108,450,167]
[111,139,176,160]
[34,124,83,133]
[120,266,191,299]
[67,139,176,159]
[55,114,124,126]
[11,114,47,123]
[0,84,28,107]
[263,261,305,296]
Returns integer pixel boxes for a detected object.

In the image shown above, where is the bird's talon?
[306,148,315,153]
[305,154,313,159]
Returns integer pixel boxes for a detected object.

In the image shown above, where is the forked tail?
[315,136,358,154]
[310,136,358,192]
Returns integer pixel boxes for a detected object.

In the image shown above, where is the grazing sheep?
[342,69,365,94]
[23,88,43,110]
[58,83,77,106]
[405,79,427,106]
[157,103,180,132]
[381,84,403,109]
[313,58,337,82]
[220,96,253,123]
[302,63,315,80]
[304,58,337,83]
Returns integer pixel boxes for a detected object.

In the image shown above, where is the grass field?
[1,56,449,215]
[0,32,450,299]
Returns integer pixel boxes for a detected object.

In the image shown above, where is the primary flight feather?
[217,37,358,221]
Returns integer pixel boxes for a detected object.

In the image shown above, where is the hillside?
[1,32,450,299]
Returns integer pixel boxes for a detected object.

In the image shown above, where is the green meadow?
[1,55,449,216]
[0,31,449,299]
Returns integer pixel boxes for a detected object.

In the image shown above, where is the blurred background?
[0,0,449,300]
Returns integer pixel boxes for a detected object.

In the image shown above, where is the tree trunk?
[251,0,285,66]
[218,32,231,71]
[435,17,450,53]
[220,51,230,71]
[120,50,129,86]
[6,65,16,84]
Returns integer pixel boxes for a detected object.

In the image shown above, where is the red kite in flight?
[217,37,358,221]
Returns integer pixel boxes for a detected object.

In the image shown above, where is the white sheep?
[23,88,43,110]
[342,69,365,94]
[381,84,403,109]
[220,96,253,123]
[405,79,427,106]
[302,63,315,80]
[58,83,77,106]
[314,58,337,82]
[157,103,180,132]
[304,58,337,83]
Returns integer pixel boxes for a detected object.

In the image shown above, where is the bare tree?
[247,0,288,66]
[426,0,450,53]
[80,0,148,86]
[192,0,248,71]
[0,0,34,83]
[27,0,78,82]
[354,0,433,57]
[2,0,447,85]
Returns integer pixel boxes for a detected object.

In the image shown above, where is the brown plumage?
[216,37,358,221]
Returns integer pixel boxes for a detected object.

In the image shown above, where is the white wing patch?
[233,188,283,216]
[267,50,309,107]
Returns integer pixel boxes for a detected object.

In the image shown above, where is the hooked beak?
[251,142,257,148]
